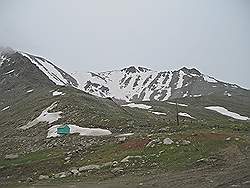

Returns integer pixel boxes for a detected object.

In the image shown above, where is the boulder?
[78,165,100,172]
[38,175,49,180]
[5,154,19,159]
[163,138,174,145]
[182,140,191,145]
[70,169,79,175]
[101,162,113,168]
[54,172,68,178]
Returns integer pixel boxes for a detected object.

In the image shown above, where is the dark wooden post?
[176,100,179,126]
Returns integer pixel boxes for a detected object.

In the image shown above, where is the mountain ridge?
[0,50,248,103]
[72,64,245,102]
[1,49,250,187]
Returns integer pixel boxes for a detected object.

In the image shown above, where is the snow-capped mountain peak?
[121,66,152,74]
[70,65,242,102]
[0,51,244,102]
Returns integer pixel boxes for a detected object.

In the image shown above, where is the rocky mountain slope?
[1,49,248,103]
[0,48,250,187]
[73,66,247,102]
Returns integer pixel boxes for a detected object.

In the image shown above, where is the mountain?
[72,66,247,102]
[1,50,247,103]
[0,49,250,187]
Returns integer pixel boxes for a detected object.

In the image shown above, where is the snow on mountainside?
[1,51,246,102]
[71,66,243,102]
[19,52,78,87]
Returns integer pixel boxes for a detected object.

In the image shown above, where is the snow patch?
[20,102,62,130]
[26,89,34,93]
[52,91,65,96]
[1,106,10,111]
[205,106,249,120]
[47,124,111,138]
[167,102,188,107]
[203,75,217,83]
[122,103,151,110]
[151,111,166,115]
[183,91,188,98]
[224,91,232,97]
[193,94,201,97]
[4,69,14,75]
[178,112,195,119]
[115,133,134,137]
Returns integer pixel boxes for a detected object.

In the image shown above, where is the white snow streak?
[52,91,65,96]
[151,111,166,115]
[176,70,185,89]
[1,106,10,111]
[205,106,249,120]
[4,69,14,75]
[193,94,201,97]
[162,88,172,101]
[115,133,134,137]
[167,102,188,107]
[122,103,152,109]
[26,89,34,93]
[20,52,68,86]
[178,112,195,119]
[203,75,217,83]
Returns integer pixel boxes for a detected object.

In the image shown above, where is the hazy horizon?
[1,0,250,89]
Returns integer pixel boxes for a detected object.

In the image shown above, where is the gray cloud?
[1,0,250,88]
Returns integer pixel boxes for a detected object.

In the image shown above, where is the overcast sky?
[1,0,250,88]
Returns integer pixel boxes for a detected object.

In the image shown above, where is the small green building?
[57,124,70,136]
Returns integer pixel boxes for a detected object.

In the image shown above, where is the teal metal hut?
[57,124,70,136]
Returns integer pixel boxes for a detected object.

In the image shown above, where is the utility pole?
[175,99,179,126]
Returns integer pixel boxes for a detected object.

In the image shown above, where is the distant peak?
[0,47,15,55]
[138,66,151,72]
[180,67,201,75]
[121,66,138,73]
[121,66,151,74]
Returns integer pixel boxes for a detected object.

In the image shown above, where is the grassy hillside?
[0,86,249,187]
